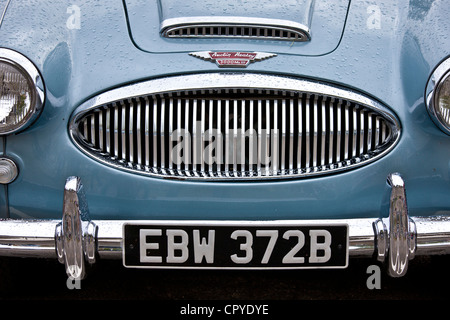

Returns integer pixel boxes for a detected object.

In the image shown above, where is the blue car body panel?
[125,0,349,56]
[0,0,449,222]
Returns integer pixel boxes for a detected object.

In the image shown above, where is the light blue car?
[0,0,449,280]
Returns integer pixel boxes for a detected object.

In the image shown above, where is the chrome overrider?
[0,174,449,279]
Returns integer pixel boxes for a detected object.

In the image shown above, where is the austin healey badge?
[189,51,277,68]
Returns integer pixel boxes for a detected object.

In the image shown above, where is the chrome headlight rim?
[0,48,45,135]
[426,56,450,135]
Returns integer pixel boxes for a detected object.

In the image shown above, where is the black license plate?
[123,221,348,269]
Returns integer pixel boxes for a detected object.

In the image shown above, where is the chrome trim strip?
[160,16,311,41]
[1,217,450,266]
[70,73,401,181]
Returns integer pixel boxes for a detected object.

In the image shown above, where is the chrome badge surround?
[70,73,401,181]
[189,51,277,68]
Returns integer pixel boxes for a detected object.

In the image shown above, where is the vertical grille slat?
[128,99,134,164]
[168,97,173,172]
[144,97,149,167]
[280,98,286,173]
[105,106,111,154]
[352,106,357,159]
[240,97,246,175]
[297,97,302,171]
[328,98,334,166]
[257,99,262,175]
[312,95,318,169]
[232,99,238,175]
[74,79,399,180]
[113,103,119,159]
[265,98,271,176]
[273,99,278,175]
[305,95,311,170]
[288,98,294,173]
[160,97,165,171]
[135,99,141,166]
[176,97,182,173]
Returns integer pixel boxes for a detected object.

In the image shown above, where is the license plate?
[123,221,348,269]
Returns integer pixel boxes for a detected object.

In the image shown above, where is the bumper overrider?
[0,173,449,280]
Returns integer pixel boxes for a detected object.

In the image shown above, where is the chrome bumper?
[0,174,449,279]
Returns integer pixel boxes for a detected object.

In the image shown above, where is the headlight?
[0,48,44,135]
[426,57,450,135]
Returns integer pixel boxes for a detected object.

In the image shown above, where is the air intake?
[160,17,311,42]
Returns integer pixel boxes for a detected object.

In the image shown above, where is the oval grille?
[70,74,400,180]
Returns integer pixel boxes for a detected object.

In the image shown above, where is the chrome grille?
[71,74,400,180]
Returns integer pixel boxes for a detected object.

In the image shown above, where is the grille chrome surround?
[70,74,400,180]
[160,17,311,42]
